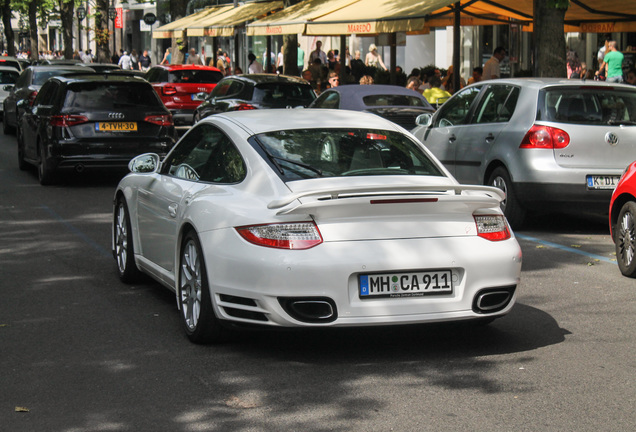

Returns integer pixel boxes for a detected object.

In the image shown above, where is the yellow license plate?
[96,122,137,132]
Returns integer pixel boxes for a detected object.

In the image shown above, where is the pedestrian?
[247,52,263,74]
[327,71,340,88]
[212,49,227,74]
[406,76,422,93]
[359,75,374,85]
[130,49,139,70]
[310,40,327,65]
[441,65,465,94]
[276,46,284,74]
[297,43,305,75]
[160,48,171,65]
[626,68,636,85]
[423,76,452,106]
[138,50,151,72]
[467,66,483,84]
[597,41,624,83]
[365,44,387,71]
[186,48,201,65]
[483,46,506,80]
[118,51,133,70]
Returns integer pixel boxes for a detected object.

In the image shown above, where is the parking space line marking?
[41,205,111,258]
[515,233,616,265]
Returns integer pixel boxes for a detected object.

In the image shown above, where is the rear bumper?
[514,182,613,213]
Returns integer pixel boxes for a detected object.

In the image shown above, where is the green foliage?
[547,0,569,9]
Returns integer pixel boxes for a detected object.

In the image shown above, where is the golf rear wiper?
[271,156,323,177]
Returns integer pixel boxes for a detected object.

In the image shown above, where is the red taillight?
[144,114,173,126]
[28,91,38,106]
[236,222,323,250]
[234,103,256,111]
[520,125,570,149]
[162,85,177,95]
[50,115,88,127]
[474,215,511,241]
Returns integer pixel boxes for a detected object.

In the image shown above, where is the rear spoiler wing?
[268,184,505,215]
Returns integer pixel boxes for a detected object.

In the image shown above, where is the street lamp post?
[109,5,117,59]
[77,6,86,52]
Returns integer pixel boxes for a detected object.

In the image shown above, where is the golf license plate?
[359,270,452,299]
[96,122,137,132]
[586,175,620,190]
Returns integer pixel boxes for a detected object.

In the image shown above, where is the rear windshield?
[253,83,315,107]
[538,86,636,125]
[363,94,428,107]
[63,82,163,110]
[254,128,443,181]
[0,70,19,84]
[0,59,20,70]
[168,69,224,84]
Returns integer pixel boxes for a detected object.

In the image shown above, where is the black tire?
[38,141,56,185]
[16,127,28,170]
[178,231,226,344]
[615,201,636,278]
[113,197,143,283]
[488,167,526,229]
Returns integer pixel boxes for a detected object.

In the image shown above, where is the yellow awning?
[152,6,232,39]
[188,1,284,38]
[304,0,453,36]
[246,0,360,36]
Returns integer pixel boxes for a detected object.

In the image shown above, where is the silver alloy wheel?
[491,175,508,211]
[618,208,635,267]
[180,239,202,331]
[114,203,128,273]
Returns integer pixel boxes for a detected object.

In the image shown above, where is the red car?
[145,65,224,126]
[609,160,636,278]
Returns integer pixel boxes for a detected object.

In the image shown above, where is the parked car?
[0,56,25,71]
[609,160,636,278]
[145,64,224,126]
[193,74,316,123]
[309,84,434,130]
[112,109,522,343]
[0,66,20,119]
[77,63,121,73]
[2,65,93,134]
[411,78,636,227]
[17,73,177,185]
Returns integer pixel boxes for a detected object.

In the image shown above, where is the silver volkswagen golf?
[411,78,636,227]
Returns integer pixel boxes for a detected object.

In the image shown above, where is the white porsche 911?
[112,109,522,343]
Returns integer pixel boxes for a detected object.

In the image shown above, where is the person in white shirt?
[247,53,263,74]
[483,46,506,80]
[118,51,132,70]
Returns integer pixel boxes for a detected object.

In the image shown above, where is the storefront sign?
[115,8,123,29]
[581,22,615,33]
[347,22,373,34]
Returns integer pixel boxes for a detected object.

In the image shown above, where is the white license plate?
[359,270,452,299]
[586,175,620,190]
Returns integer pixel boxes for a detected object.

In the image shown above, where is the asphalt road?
[1,131,634,432]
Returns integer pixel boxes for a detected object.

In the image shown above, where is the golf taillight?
[474,215,511,241]
[236,222,323,250]
[50,114,88,127]
[28,90,38,106]
[145,114,173,126]
[520,125,570,149]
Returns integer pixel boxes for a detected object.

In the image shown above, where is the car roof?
[222,73,310,85]
[210,108,402,135]
[154,64,222,73]
[28,65,93,72]
[467,77,636,91]
[52,73,149,84]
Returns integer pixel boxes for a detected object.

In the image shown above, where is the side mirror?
[415,113,433,127]
[193,92,207,102]
[129,153,160,173]
[3,84,14,92]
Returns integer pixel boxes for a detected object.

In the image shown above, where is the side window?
[434,86,481,127]
[210,80,231,98]
[33,81,58,106]
[15,69,29,89]
[227,80,244,96]
[145,68,160,83]
[163,124,246,184]
[313,91,340,109]
[473,85,520,124]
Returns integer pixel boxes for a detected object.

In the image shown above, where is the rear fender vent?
[217,294,268,322]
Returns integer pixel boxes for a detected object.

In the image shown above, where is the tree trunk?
[28,1,38,62]
[534,0,568,78]
[59,0,74,60]
[2,0,15,56]
[95,0,110,63]
[283,34,297,76]
[170,0,189,65]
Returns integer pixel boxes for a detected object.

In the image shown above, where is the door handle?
[448,134,456,143]
[168,203,178,218]
[485,133,495,142]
